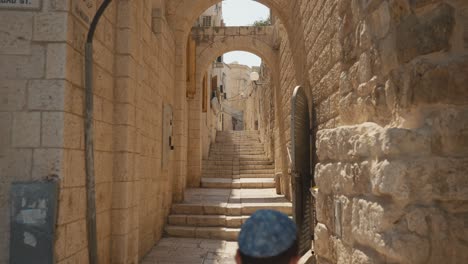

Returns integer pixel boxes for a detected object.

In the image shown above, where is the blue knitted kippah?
[238,210,297,258]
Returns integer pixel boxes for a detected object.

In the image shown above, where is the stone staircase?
[165,130,293,241]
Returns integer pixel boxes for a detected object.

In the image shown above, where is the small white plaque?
[0,0,41,10]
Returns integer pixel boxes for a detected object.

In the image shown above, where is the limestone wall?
[244,64,275,161]
[0,1,73,262]
[0,0,179,263]
[278,0,468,262]
[263,0,468,262]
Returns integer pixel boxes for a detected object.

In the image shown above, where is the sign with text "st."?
[0,0,41,10]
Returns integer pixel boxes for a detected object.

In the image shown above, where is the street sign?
[0,0,41,10]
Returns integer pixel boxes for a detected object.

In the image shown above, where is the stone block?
[370,160,411,202]
[116,55,137,78]
[41,112,65,147]
[315,223,333,261]
[12,112,41,147]
[112,209,132,236]
[96,211,111,241]
[351,249,375,264]
[388,55,468,110]
[95,151,113,184]
[96,182,112,212]
[32,148,63,180]
[112,181,134,209]
[111,234,130,263]
[369,1,391,39]
[93,40,114,74]
[315,161,370,195]
[28,80,65,111]
[317,123,431,162]
[57,187,86,224]
[65,46,84,87]
[65,219,87,257]
[380,127,431,157]
[0,148,32,182]
[63,113,84,149]
[0,12,33,55]
[49,0,70,11]
[54,224,66,261]
[94,121,112,151]
[0,80,27,111]
[66,14,87,54]
[33,12,68,42]
[396,3,454,63]
[0,112,12,153]
[46,43,67,79]
[430,107,468,158]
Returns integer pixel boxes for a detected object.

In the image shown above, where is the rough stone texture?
[1,0,467,263]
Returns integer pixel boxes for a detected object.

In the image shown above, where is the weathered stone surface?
[0,80,27,111]
[28,80,65,110]
[33,12,68,42]
[396,3,455,63]
[315,161,370,195]
[12,112,41,147]
[317,122,430,162]
[0,12,33,55]
[315,223,333,261]
[351,198,431,263]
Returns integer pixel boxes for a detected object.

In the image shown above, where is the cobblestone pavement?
[141,237,315,264]
[141,238,238,264]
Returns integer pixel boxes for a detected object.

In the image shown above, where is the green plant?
[252,16,271,26]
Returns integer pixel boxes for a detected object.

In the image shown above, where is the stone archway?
[162,0,303,201]
[186,25,280,187]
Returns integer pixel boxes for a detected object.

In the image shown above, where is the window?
[202,16,212,27]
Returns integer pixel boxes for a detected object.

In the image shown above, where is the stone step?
[215,141,259,144]
[171,202,292,216]
[209,156,270,161]
[209,149,265,153]
[210,144,263,148]
[238,174,275,178]
[203,167,273,172]
[239,165,274,169]
[209,153,266,157]
[165,226,239,241]
[239,169,274,174]
[201,174,274,179]
[203,160,234,165]
[201,178,275,188]
[168,215,249,228]
[239,160,274,165]
[168,214,294,228]
[202,173,234,177]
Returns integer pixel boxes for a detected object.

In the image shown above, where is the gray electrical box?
[10,181,58,264]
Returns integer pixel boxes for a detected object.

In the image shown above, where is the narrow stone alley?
[139,131,293,263]
[1,0,467,263]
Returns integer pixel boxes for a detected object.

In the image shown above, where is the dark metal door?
[291,86,312,256]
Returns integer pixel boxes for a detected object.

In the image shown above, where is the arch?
[167,0,290,34]
[196,37,278,77]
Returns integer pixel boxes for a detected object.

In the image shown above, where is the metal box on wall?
[10,181,58,264]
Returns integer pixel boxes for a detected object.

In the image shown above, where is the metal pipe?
[85,1,112,264]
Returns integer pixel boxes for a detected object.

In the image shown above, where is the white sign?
[0,0,41,9]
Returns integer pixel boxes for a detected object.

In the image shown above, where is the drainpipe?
[84,1,112,264]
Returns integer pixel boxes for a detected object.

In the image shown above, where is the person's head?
[236,210,299,264]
